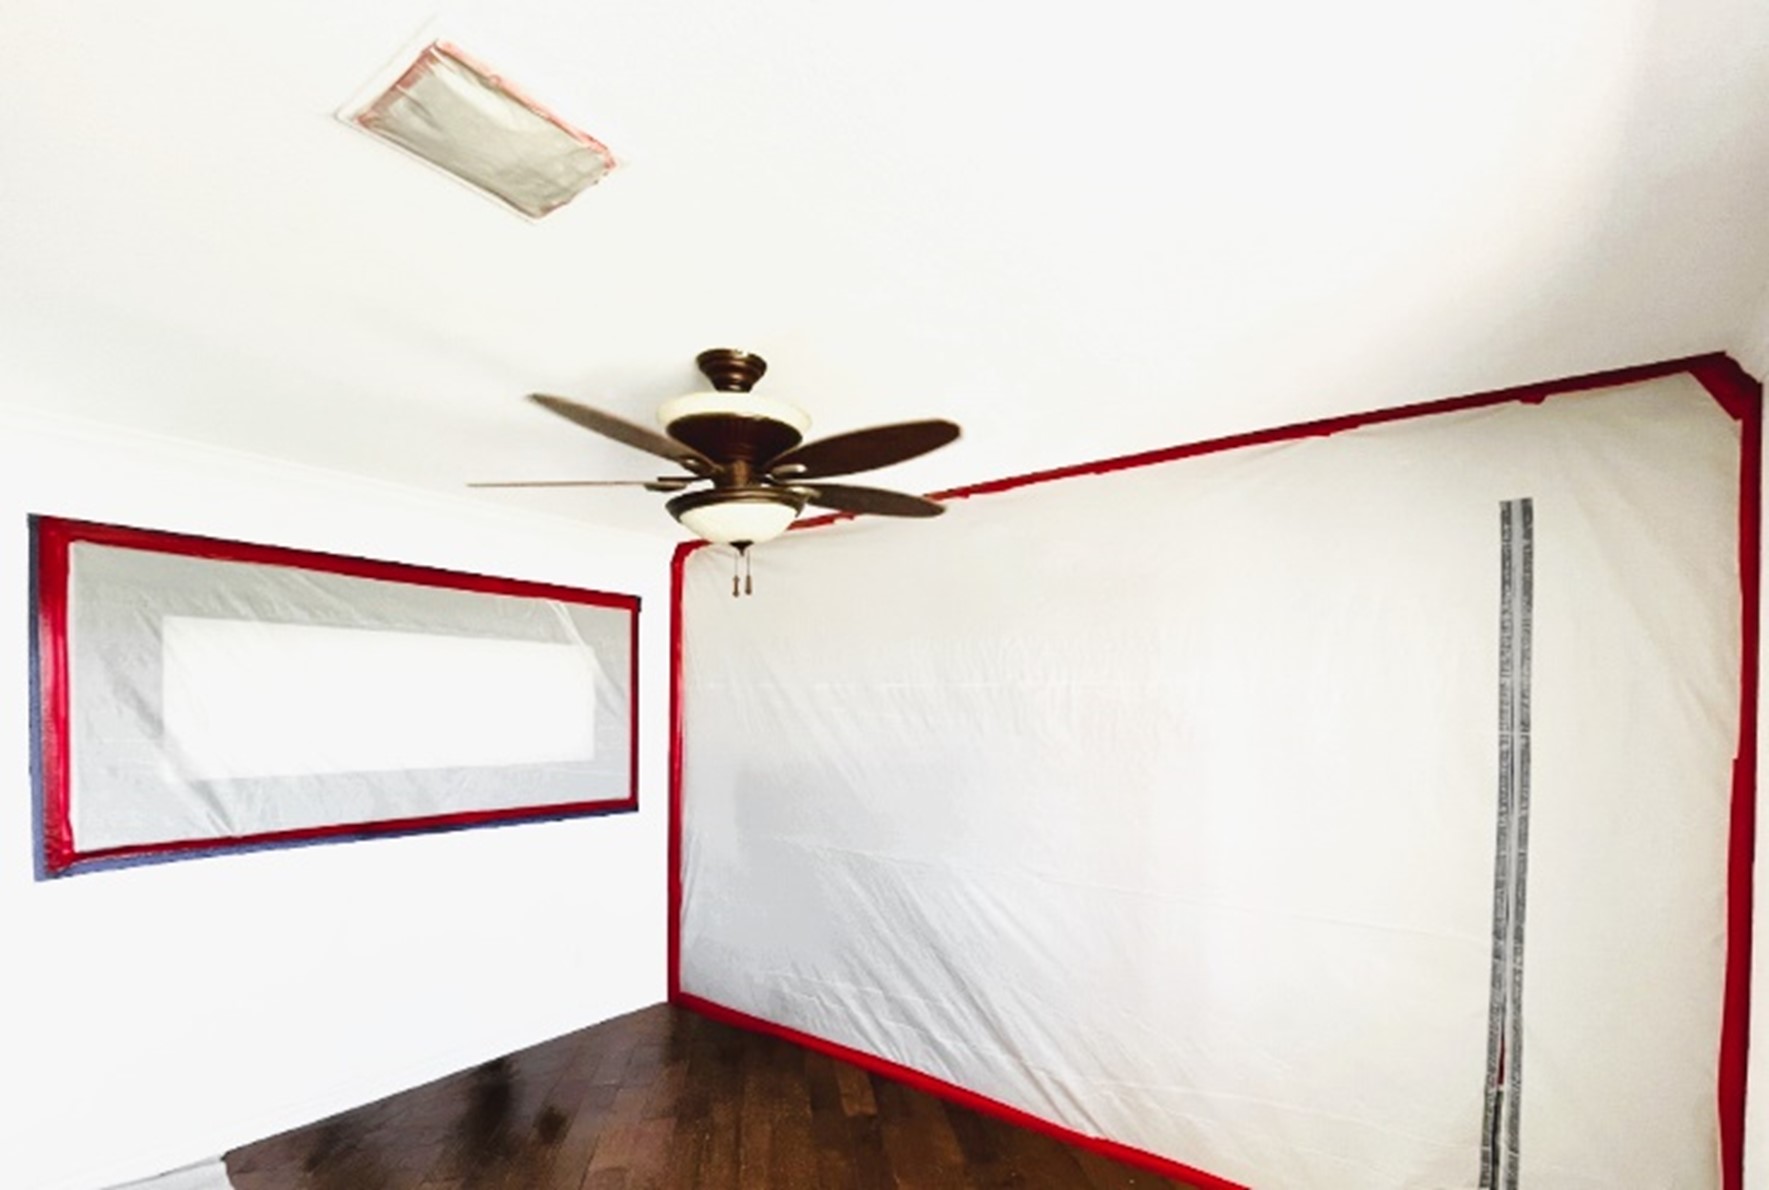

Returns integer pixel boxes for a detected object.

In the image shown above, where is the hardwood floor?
[225,1004,1205,1189]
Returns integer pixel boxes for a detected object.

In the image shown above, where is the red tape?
[1688,359,1763,1190]
[34,516,641,874]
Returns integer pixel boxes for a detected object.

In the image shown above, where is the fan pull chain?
[732,544,755,597]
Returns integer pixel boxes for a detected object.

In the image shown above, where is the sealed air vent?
[346,41,615,219]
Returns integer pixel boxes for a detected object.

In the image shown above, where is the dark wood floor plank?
[532,1084,615,1188]
[687,1016,745,1187]
[733,1046,775,1190]
[224,1004,1210,1190]
[805,1048,878,1188]
[763,1041,818,1187]
[832,1057,879,1118]
[871,1073,974,1190]
[1074,1145,1210,1190]
[980,1116,1106,1190]
[942,1099,1022,1188]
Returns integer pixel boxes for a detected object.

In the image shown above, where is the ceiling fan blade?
[528,394,713,471]
[468,477,696,492]
[766,419,960,480]
[799,482,945,518]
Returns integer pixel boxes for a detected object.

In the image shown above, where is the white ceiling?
[3,0,1768,539]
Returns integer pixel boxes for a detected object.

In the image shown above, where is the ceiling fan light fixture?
[667,487,806,545]
[482,350,961,555]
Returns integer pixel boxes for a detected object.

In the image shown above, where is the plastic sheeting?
[48,533,634,866]
[349,42,616,219]
[677,375,1744,1189]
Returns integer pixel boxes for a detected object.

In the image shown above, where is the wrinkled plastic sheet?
[350,41,614,218]
[678,375,1741,1189]
[61,545,631,851]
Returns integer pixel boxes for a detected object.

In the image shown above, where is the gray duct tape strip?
[1504,498,1534,1189]
[1481,498,1534,1188]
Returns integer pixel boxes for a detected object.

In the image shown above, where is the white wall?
[0,405,674,1190]
[1732,281,1769,385]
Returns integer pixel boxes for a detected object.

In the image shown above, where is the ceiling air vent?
[344,41,615,219]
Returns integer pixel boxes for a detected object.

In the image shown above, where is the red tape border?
[34,516,643,875]
[1691,356,1763,1190]
[670,353,1761,1190]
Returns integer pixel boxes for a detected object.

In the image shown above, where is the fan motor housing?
[663,409,805,464]
[657,370,812,462]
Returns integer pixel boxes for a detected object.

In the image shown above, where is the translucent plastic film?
[678,375,1742,1189]
[351,42,614,218]
[54,539,634,860]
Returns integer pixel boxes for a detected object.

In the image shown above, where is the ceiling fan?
[472,348,961,578]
